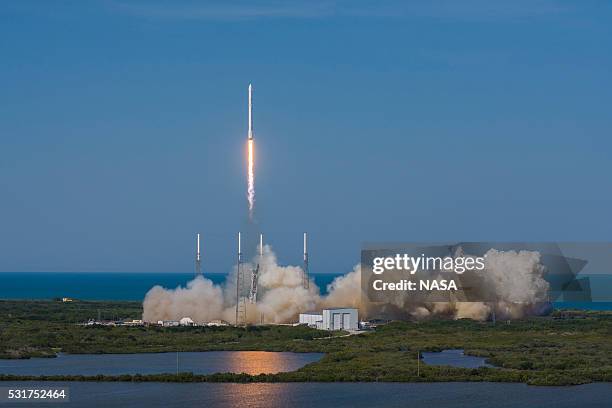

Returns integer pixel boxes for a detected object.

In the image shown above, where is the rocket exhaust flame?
[247,84,255,219]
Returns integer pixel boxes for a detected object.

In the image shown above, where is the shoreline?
[1,374,610,387]
[2,300,611,386]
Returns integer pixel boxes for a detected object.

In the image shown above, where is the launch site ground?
[0,300,610,386]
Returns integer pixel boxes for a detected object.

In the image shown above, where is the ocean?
[0,272,610,310]
[0,272,341,301]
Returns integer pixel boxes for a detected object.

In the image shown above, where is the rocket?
[195,233,202,276]
[246,84,256,216]
[196,233,201,262]
[248,83,253,140]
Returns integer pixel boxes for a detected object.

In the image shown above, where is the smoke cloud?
[360,248,551,321]
[142,247,551,324]
[142,276,225,323]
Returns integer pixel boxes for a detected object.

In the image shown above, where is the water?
[0,272,610,310]
[1,382,609,408]
[0,351,323,376]
[554,301,612,310]
[0,272,341,301]
[421,349,493,369]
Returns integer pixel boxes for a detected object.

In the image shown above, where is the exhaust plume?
[247,139,255,219]
[142,247,551,324]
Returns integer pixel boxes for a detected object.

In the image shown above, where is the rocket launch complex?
[234,84,310,325]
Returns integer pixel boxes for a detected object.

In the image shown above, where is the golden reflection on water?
[224,351,288,374]
[217,383,288,407]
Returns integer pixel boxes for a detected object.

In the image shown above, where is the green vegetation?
[1,300,611,385]
[0,300,333,358]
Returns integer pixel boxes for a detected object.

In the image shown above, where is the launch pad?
[234,231,310,326]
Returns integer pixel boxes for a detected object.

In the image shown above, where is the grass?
[0,300,611,385]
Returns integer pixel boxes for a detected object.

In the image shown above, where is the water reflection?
[223,351,299,374]
[421,349,493,369]
[0,351,323,376]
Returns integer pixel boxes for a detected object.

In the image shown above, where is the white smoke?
[356,248,551,321]
[142,247,550,324]
[142,276,225,323]
[248,246,321,323]
[143,245,321,324]
[320,264,363,313]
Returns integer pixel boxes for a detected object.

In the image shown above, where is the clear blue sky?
[1,1,611,274]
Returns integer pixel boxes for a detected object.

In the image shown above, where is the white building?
[299,312,323,328]
[322,308,358,331]
[124,319,143,326]
[158,320,180,327]
[299,308,359,331]
[206,319,229,327]
[179,317,194,326]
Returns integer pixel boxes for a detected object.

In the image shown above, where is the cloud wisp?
[111,1,337,21]
[110,0,572,22]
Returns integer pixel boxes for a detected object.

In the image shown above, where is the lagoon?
[421,349,493,369]
[0,351,323,376]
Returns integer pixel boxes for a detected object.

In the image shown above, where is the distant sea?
[0,272,610,310]
[0,272,341,301]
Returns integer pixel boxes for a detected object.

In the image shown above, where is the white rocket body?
[248,84,253,140]
[196,233,201,262]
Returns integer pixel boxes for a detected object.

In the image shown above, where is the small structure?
[206,319,229,327]
[299,312,323,328]
[359,321,373,330]
[158,320,180,327]
[124,319,143,326]
[179,317,194,326]
[61,297,73,303]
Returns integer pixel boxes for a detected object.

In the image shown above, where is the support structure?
[195,233,202,277]
[303,232,309,289]
[235,232,247,326]
[249,234,262,304]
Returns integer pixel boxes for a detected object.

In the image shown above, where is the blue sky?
[1,1,611,273]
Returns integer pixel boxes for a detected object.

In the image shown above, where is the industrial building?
[299,312,323,327]
[157,320,180,327]
[124,319,143,326]
[299,308,358,331]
